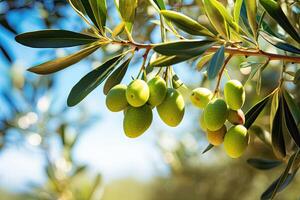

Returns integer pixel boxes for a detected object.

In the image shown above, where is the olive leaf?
[88,0,107,33]
[245,0,257,39]
[153,39,215,57]
[160,10,214,37]
[207,45,225,79]
[261,150,300,200]
[247,158,282,170]
[81,0,99,29]
[203,0,229,39]
[271,95,286,159]
[202,144,214,154]
[260,31,300,54]
[283,90,300,124]
[245,93,272,129]
[282,94,300,148]
[28,44,100,75]
[259,0,300,44]
[15,30,99,48]
[112,22,125,38]
[153,0,166,10]
[67,53,125,107]
[151,55,196,67]
[233,0,243,24]
[103,57,132,94]
[196,53,214,71]
[118,0,137,32]
[270,90,279,131]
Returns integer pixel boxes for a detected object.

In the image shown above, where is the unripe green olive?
[147,76,167,106]
[207,125,227,146]
[228,109,245,125]
[123,105,153,138]
[224,80,245,110]
[106,84,128,112]
[190,87,212,109]
[126,79,150,107]
[199,113,207,131]
[224,125,249,158]
[204,98,228,131]
[157,88,185,127]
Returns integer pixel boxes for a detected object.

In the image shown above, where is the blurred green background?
[0,0,300,199]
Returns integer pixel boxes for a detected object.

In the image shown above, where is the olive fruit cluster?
[191,80,249,158]
[105,76,185,138]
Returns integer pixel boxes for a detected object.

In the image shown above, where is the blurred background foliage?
[0,0,300,199]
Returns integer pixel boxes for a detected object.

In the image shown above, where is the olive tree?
[14,0,300,199]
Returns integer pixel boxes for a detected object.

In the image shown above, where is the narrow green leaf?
[247,158,282,170]
[203,0,229,38]
[160,10,214,37]
[261,150,299,200]
[112,22,125,38]
[28,45,100,75]
[67,54,125,106]
[283,95,300,148]
[196,53,214,71]
[259,0,300,43]
[270,90,279,131]
[153,0,166,10]
[260,31,300,54]
[245,93,272,128]
[89,0,107,33]
[283,90,300,124]
[119,0,137,32]
[103,57,131,94]
[245,0,257,39]
[15,30,99,48]
[153,39,215,57]
[234,0,243,24]
[81,0,99,28]
[271,96,286,159]
[151,55,196,67]
[207,45,225,80]
[202,144,214,154]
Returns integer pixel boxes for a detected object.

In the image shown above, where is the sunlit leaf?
[245,0,257,39]
[260,31,300,54]
[160,10,214,37]
[81,0,99,28]
[259,0,300,43]
[207,45,225,79]
[151,55,196,67]
[89,0,107,33]
[153,0,166,10]
[118,0,137,32]
[247,158,282,170]
[15,30,99,48]
[196,53,214,71]
[203,0,229,38]
[67,54,125,106]
[233,0,243,24]
[103,57,131,94]
[245,93,272,128]
[112,22,125,37]
[28,44,100,74]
